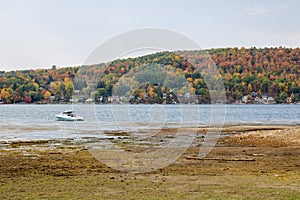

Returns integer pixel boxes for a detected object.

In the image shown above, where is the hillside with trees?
[0,47,299,104]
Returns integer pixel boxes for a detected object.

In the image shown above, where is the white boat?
[55,110,84,121]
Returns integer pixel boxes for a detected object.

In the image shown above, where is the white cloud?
[244,6,269,16]
[239,3,291,17]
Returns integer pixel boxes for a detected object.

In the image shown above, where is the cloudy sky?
[0,0,299,70]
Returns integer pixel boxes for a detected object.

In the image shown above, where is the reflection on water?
[0,104,299,142]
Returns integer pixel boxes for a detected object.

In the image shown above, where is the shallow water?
[0,104,299,142]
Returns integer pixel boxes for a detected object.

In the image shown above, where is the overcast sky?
[0,0,299,70]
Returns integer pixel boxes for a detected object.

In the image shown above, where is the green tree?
[279,91,288,101]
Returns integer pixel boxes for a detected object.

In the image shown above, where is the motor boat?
[55,110,84,121]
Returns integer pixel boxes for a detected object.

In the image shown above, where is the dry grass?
[0,125,299,199]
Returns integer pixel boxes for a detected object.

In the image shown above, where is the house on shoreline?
[240,93,275,104]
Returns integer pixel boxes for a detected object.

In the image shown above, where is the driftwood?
[245,153,268,157]
[185,156,255,162]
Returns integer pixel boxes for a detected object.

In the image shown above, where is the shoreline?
[1,102,300,105]
[1,124,299,143]
[1,125,299,147]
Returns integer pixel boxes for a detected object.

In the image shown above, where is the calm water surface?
[0,104,299,141]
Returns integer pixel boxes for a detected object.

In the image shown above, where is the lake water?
[0,104,299,142]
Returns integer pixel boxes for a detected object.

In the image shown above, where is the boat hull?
[55,115,84,121]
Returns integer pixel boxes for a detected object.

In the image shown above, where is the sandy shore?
[0,125,299,199]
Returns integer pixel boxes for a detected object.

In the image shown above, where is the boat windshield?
[62,111,76,117]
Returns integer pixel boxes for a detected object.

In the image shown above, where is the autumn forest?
[0,47,299,104]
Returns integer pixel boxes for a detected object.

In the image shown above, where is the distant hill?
[0,47,299,104]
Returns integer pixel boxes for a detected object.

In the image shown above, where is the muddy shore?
[0,125,299,199]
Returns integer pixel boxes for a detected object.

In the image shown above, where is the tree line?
[0,47,299,104]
